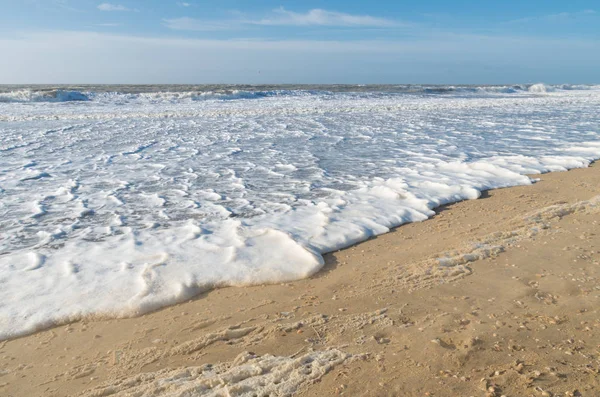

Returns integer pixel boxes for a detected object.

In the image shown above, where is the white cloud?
[163,8,401,32]
[162,17,233,31]
[177,2,191,7]
[53,0,81,12]
[97,3,130,12]
[95,23,122,27]
[509,9,597,24]
[0,31,598,84]
[255,7,399,27]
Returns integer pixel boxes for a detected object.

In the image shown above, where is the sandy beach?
[2,2,599,396]
[2,163,600,397]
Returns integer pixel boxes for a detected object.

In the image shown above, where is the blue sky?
[0,0,598,84]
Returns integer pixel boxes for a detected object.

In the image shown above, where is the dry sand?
[2,164,600,397]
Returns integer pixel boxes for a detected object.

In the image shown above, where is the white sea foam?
[527,83,549,93]
[80,349,350,397]
[1,86,599,340]
[0,83,595,104]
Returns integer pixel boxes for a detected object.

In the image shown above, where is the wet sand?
[2,164,600,397]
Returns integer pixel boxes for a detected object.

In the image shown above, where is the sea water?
[1,84,599,339]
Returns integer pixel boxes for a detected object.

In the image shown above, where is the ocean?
[1,83,599,340]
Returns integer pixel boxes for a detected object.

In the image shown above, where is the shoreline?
[0,158,592,343]
[0,162,570,343]
[3,85,600,345]
[2,163,600,396]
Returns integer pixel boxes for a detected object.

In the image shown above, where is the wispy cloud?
[1,30,598,84]
[254,7,399,27]
[177,2,191,7]
[97,3,130,12]
[95,23,123,27]
[53,0,82,12]
[163,7,401,31]
[163,17,233,31]
[508,9,596,24]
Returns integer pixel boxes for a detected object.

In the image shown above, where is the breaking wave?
[0,84,597,104]
[1,83,600,340]
[0,90,90,103]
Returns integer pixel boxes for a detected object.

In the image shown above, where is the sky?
[0,0,598,84]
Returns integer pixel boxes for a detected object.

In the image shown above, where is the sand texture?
[2,164,600,397]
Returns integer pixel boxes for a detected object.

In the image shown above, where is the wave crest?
[527,83,549,93]
[0,90,90,103]
[1,84,597,104]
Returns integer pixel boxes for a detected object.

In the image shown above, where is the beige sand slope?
[1,164,600,397]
